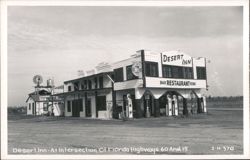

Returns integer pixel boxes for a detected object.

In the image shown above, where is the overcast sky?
[8,6,243,106]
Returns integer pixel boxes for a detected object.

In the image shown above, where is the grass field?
[8,99,243,155]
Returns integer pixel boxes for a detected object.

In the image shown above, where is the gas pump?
[127,94,133,118]
[203,96,207,113]
[166,94,172,116]
[173,95,178,116]
[145,94,151,118]
[190,92,195,114]
[200,97,204,113]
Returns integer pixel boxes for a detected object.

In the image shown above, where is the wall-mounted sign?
[132,61,142,78]
[162,51,193,67]
[145,77,206,89]
[160,80,196,86]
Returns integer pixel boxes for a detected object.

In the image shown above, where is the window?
[197,67,206,79]
[74,82,79,91]
[84,80,87,89]
[183,67,193,79]
[172,66,183,78]
[99,76,103,88]
[145,62,158,77]
[162,65,172,78]
[126,65,138,80]
[29,103,31,110]
[80,82,84,90]
[114,67,124,82]
[94,77,98,89]
[67,101,71,112]
[68,86,71,92]
[162,65,193,79]
[88,80,92,89]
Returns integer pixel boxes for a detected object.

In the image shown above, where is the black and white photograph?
[1,0,249,159]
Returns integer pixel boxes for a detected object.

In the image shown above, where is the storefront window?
[145,62,158,77]
[126,65,138,80]
[197,67,206,79]
[114,67,124,82]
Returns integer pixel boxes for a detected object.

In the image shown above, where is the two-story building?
[57,49,207,119]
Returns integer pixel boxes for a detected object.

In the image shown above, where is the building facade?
[57,49,207,119]
[26,84,64,116]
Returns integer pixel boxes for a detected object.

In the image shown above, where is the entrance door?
[85,99,91,117]
[96,96,106,117]
[159,95,167,116]
[72,100,80,117]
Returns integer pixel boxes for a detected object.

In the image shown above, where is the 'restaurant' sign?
[160,80,196,86]
[145,77,206,89]
[162,51,193,67]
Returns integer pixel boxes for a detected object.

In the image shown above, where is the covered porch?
[113,88,207,119]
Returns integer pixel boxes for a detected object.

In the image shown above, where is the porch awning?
[53,87,112,97]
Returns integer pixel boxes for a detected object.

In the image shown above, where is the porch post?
[95,91,98,118]
[112,90,116,119]
[85,92,87,116]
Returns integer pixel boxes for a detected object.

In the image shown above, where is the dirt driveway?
[8,108,243,155]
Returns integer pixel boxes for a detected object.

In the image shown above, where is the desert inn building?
[50,49,208,119]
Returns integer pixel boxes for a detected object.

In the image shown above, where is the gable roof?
[28,89,51,96]
[26,94,40,103]
[26,89,51,102]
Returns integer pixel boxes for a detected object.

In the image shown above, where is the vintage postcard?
[1,0,249,159]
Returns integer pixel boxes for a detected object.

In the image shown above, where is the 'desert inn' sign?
[162,51,193,67]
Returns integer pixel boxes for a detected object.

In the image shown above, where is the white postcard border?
[1,0,249,159]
